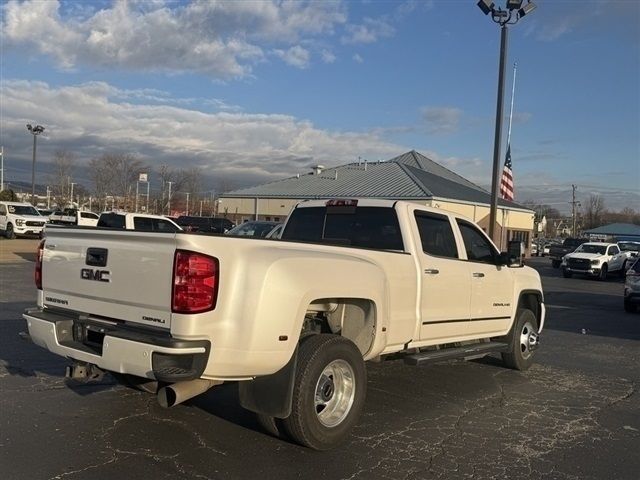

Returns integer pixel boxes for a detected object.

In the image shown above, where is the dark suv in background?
[176,216,235,233]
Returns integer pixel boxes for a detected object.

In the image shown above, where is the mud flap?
[238,346,297,419]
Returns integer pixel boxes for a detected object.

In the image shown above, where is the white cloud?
[1,0,347,79]
[342,17,395,44]
[421,106,462,134]
[0,80,405,183]
[321,49,337,64]
[353,53,364,64]
[273,46,310,69]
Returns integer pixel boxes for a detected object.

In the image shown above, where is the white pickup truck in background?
[562,242,627,280]
[0,201,48,238]
[23,199,545,450]
[49,208,100,227]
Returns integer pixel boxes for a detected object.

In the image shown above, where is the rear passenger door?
[414,211,471,342]
[456,220,515,337]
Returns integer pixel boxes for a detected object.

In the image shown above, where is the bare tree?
[48,151,75,208]
[89,153,147,210]
[584,194,605,229]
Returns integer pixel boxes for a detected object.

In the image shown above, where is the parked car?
[624,258,640,313]
[24,199,544,450]
[549,238,589,268]
[530,243,538,256]
[618,241,640,270]
[562,242,627,280]
[176,216,234,233]
[225,220,280,238]
[265,223,284,239]
[98,212,182,232]
[0,201,48,238]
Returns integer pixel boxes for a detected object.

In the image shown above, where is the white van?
[0,201,49,239]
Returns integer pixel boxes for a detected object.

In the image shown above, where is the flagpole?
[506,62,517,147]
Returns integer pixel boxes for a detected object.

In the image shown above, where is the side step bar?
[404,342,509,366]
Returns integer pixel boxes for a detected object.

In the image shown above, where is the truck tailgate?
[42,228,176,329]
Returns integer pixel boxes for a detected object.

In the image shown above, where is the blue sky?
[1,0,638,211]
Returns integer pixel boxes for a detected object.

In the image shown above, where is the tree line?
[44,150,234,215]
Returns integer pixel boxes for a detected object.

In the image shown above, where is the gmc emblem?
[80,268,111,282]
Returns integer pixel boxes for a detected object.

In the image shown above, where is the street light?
[477,0,536,244]
[26,124,45,205]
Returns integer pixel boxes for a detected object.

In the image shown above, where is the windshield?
[619,242,640,252]
[575,244,606,255]
[7,205,40,216]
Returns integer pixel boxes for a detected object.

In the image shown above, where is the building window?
[508,230,530,245]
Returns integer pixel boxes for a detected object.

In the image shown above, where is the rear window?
[98,213,126,229]
[281,206,404,251]
[133,217,180,232]
[80,212,98,219]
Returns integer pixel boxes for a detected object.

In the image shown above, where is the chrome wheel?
[519,321,537,360]
[314,359,355,428]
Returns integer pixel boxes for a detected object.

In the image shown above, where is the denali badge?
[80,268,111,282]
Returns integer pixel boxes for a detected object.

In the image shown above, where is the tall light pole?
[26,124,45,205]
[477,0,536,244]
[167,181,173,215]
[70,182,77,208]
[185,192,190,216]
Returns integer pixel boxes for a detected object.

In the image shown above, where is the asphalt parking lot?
[1,239,638,480]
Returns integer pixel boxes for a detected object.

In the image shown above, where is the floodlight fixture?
[519,1,536,17]
[506,0,523,11]
[477,0,494,15]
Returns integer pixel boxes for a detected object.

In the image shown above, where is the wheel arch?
[517,289,543,329]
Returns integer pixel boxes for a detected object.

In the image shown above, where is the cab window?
[456,220,497,264]
[414,212,458,259]
[608,245,620,255]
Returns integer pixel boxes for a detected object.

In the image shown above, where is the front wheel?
[282,334,366,450]
[551,259,561,269]
[502,309,538,371]
[598,264,608,281]
[562,268,572,278]
[5,223,15,239]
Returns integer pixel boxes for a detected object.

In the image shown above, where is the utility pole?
[167,181,173,215]
[199,200,203,216]
[46,186,51,209]
[135,181,139,212]
[185,193,190,216]
[571,184,578,236]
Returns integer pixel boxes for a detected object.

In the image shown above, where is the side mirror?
[505,240,525,267]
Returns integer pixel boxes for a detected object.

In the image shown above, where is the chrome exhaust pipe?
[157,379,220,408]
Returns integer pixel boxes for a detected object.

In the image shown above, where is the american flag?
[500,144,514,201]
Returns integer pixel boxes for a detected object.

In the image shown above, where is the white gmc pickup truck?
[23,199,545,450]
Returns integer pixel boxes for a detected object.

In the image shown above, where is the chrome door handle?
[424,269,440,275]
[472,272,485,278]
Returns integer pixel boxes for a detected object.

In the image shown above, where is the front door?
[414,210,471,342]
[456,220,515,337]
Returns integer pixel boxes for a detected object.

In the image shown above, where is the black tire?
[111,372,159,394]
[619,261,627,278]
[551,260,561,269]
[5,223,15,239]
[624,299,637,313]
[562,268,572,278]
[502,309,538,371]
[598,264,608,281]
[282,334,366,450]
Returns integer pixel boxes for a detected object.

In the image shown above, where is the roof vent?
[311,165,325,175]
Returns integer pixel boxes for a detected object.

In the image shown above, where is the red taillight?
[35,239,45,290]
[172,250,219,314]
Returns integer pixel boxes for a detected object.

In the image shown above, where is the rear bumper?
[23,308,210,382]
